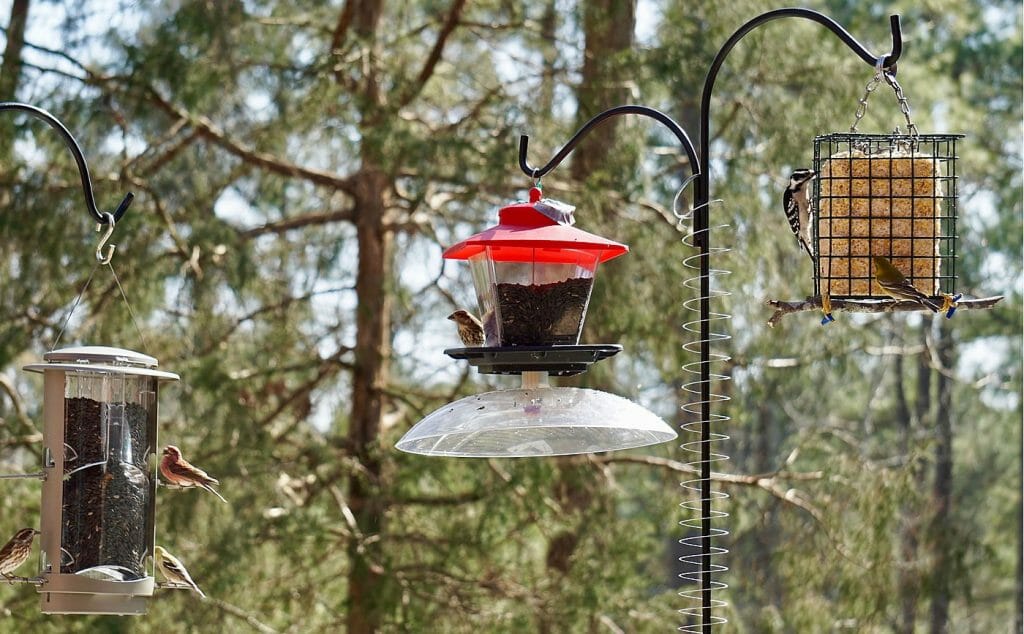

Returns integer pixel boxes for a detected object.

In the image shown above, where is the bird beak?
[447,314,455,321]
[33,529,41,535]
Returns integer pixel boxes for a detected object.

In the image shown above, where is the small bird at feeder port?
[0,528,39,580]
[154,546,206,599]
[783,168,816,259]
[872,256,940,312]
[448,309,485,346]
[160,445,228,504]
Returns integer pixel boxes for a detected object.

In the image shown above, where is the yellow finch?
[0,528,38,579]
[448,310,485,346]
[160,445,228,503]
[154,546,206,598]
[872,256,940,312]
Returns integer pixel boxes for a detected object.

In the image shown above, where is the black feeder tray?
[445,344,622,376]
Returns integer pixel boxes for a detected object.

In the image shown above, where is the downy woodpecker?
[783,168,816,259]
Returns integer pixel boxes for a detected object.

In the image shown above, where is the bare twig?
[205,597,281,634]
[590,454,824,520]
[400,0,467,108]
[0,374,34,432]
[240,208,355,239]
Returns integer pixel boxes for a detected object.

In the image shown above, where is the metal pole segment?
[0,102,134,224]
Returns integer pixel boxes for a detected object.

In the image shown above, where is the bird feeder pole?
[518,9,903,631]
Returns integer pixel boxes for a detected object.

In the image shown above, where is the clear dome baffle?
[397,375,676,458]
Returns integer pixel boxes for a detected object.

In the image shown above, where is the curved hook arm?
[695,9,902,218]
[0,102,133,224]
[518,105,700,182]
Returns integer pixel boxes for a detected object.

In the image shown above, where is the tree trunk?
[928,320,954,634]
[0,0,30,164]
[893,328,924,634]
[537,0,558,115]
[346,167,392,634]
[0,0,28,102]
[345,2,391,633]
[534,4,637,630]
[570,0,635,183]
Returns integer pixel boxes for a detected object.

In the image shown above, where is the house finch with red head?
[154,546,206,599]
[872,256,940,312]
[160,445,228,504]
[0,528,39,579]
[448,309,485,346]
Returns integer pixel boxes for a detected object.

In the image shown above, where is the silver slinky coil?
[676,215,731,632]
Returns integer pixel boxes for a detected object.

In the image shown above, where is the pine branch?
[145,89,357,195]
[400,0,468,108]
[205,597,281,634]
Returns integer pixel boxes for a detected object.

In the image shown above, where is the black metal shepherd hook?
[519,8,902,632]
[0,102,133,224]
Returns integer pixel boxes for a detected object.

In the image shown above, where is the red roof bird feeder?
[444,187,627,349]
[397,188,676,457]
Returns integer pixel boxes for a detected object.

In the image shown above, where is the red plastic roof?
[443,198,629,264]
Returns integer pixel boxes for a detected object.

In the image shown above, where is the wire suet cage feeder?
[767,67,1002,326]
[812,132,962,301]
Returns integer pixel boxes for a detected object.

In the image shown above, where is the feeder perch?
[23,346,179,615]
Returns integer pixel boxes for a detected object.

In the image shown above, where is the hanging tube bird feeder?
[24,347,179,614]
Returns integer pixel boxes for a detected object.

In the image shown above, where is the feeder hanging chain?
[850,63,919,140]
[884,70,919,139]
[850,64,885,133]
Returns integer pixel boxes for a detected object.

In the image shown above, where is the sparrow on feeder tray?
[448,310,485,346]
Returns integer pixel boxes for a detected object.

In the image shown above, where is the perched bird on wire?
[872,256,940,312]
[448,309,485,347]
[782,168,816,259]
[154,546,206,599]
[0,528,39,580]
[160,445,228,504]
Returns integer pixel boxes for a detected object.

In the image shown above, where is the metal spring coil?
[676,209,731,632]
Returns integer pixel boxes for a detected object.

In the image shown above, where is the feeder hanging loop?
[95,213,116,265]
[850,58,887,133]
